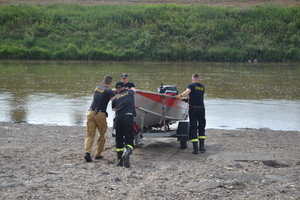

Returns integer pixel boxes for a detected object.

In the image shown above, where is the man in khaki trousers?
[84,75,115,162]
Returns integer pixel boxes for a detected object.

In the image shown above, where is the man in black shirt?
[177,73,206,154]
[112,81,136,168]
[121,73,136,90]
[84,75,115,162]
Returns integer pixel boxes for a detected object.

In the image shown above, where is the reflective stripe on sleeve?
[199,136,206,139]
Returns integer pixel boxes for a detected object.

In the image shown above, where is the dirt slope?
[0,0,299,8]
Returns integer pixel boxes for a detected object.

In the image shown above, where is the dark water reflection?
[0,61,299,130]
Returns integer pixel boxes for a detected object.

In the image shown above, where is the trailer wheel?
[180,141,187,149]
[134,134,143,147]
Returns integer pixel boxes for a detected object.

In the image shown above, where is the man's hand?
[112,89,119,94]
[175,95,181,100]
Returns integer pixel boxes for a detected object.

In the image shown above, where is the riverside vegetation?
[0,4,299,61]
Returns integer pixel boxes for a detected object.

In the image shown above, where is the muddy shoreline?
[0,122,299,199]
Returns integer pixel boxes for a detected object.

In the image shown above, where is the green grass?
[0,4,299,61]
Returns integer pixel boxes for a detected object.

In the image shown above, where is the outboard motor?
[157,83,178,95]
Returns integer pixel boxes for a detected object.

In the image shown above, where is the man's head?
[115,81,125,92]
[103,75,113,86]
[192,73,200,82]
[120,73,129,84]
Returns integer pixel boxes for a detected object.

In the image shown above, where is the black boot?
[117,151,123,167]
[122,146,132,168]
[84,153,92,162]
[192,142,199,154]
[199,139,206,153]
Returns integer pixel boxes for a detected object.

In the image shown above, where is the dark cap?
[115,81,125,88]
[120,73,128,79]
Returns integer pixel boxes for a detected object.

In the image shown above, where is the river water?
[0,61,299,131]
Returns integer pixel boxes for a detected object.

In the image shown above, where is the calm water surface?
[0,61,299,131]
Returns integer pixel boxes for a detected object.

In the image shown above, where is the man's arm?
[128,82,136,91]
[175,88,191,100]
[180,88,191,97]
[130,87,136,92]
[111,99,116,111]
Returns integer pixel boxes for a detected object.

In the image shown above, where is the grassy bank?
[0,4,299,61]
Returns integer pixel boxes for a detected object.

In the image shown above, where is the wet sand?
[0,122,299,199]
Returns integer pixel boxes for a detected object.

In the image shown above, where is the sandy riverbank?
[0,122,299,199]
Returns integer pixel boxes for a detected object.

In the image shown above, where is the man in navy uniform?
[177,73,206,154]
[84,75,115,162]
[120,73,136,90]
[112,81,136,168]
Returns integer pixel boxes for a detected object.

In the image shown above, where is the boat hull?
[134,90,188,128]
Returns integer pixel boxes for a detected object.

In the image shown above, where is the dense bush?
[0,4,299,61]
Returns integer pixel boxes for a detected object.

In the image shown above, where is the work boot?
[95,156,104,160]
[122,146,132,168]
[84,153,92,162]
[117,151,123,167]
[192,142,199,154]
[199,139,206,153]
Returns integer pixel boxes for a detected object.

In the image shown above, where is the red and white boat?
[111,85,189,148]
[134,85,189,130]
